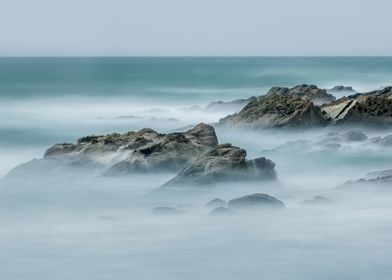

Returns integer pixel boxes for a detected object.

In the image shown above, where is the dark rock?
[341,130,368,142]
[302,196,334,206]
[208,207,233,216]
[161,144,277,187]
[327,86,356,94]
[228,193,285,210]
[7,123,219,179]
[203,96,257,113]
[151,207,179,215]
[219,94,330,129]
[205,198,226,208]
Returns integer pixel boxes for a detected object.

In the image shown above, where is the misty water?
[1,57,392,279]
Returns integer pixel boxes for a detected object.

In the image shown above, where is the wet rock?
[161,144,277,187]
[205,198,226,208]
[7,123,219,179]
[228,193,285,210]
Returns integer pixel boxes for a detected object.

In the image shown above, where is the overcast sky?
[0,0,391,56]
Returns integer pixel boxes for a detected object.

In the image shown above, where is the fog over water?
[1,58,392,279]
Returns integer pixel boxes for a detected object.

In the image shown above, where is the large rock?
[266,84,336,105]
[322,95,392,127]
[327,86,356,95]
[161,144,277,187]
[7,123,219,179]
[228,193,285,209]
[203,96,257,113]
[219,94,330,129]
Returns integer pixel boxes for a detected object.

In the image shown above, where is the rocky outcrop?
[322,95,392,127]
[219,94,330,129]
[363,86,392,99]
[161,144,277,188]
[228,193,285,209]
[266,84,336,105]
[7,123,219,179]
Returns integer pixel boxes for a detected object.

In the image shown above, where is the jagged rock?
[203,97,257,113]
[266,84,336,105]
[228,193,285,209]
[205,198,226,208]
[302,196,334,206]
[219,94,330,129]
[363,86,392,99]
[7,123,219,179]
[208,207,233,216]
[327,86,356,94]
[161,144,277,187]
[322,95,392,127]
[151,207,179,215]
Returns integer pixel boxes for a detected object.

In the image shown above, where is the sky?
[0,0,391,56]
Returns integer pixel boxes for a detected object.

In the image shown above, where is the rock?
[219,94,330,129]
[338,169,392,189]
[302,196,334,206]
[205,198,226,208]
[363,86,392,99]
[151,207,179,215]
[341,130,368,142]
[203,97,257,113]
[228,193,285,209]
[208,207,233,216]
[322,95,392,127]
[7,123,219,179]
[266,84,336,105]
[161,144,277,187]
[327,86,356,94]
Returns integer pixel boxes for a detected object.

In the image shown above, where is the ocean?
[1,57,392,280]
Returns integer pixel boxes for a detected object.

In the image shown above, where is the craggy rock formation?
[219,94,330,129]
[228,193,285,209]
[205,198,226,208]
[266,84,336,105]
[203,97,257,113]
[7,123,219,179]
[322,95,392,127]
[161,144,277,188]
[302,196,334,206]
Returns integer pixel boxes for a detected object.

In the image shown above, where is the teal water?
[1,57,392,102]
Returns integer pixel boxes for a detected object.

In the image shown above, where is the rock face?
[7,123,219,179]
[228,193,285,209]
[322,95,392,127]
[219,94,330,129]
[266,84,336,105]
[161,144,277,187]
[203,97,257,113]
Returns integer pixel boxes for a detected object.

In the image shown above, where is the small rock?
[228,193,285,210]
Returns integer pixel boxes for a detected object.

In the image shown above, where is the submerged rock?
[228,193,285,209]
[7,123,219,179]
[302,196,334,206]
[205,198,226,208]
[208,207,233,216]
[151,207,179,215]
[161,144,277,188]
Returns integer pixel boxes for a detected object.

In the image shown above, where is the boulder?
[161,144,277,187]
[7,123,219,179]
[228,193,285,209]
